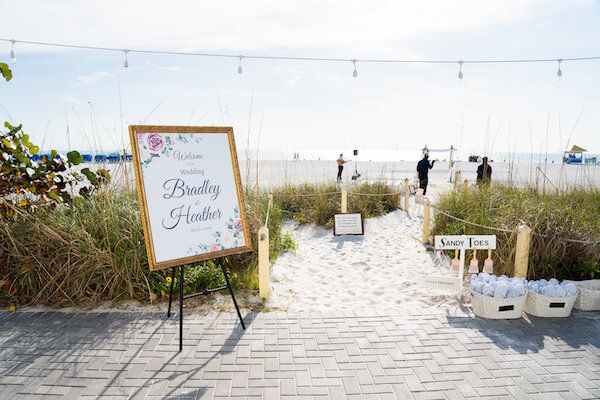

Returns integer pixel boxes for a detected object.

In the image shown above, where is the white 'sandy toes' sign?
[130,126,252,271]
[420,235,497,300]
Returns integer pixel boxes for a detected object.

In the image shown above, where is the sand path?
[267,201,463,312]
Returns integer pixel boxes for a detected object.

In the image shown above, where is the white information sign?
[333,213,364,236]
[435,235,496,250]
[420,275,460,291]
[130,126,252,271]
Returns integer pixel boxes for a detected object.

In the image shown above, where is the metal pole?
[220,259,246,329]
[179,265,184,352]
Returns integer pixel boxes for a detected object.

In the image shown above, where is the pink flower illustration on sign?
[234,219,243,233]
[147,134,165,152]
[210,243,219,252]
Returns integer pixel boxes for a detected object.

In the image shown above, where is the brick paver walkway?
[1,308,599,399]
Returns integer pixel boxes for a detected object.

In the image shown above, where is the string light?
[458,60,463,79]
[557,58,562,77]
[123,50,129,70]
[10,40,16,64]
[2,37,599,78]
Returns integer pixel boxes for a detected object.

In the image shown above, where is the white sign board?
[420,275,460,291]
[130,126,252,271]
[333,213,364,236]
[435,235,496,250]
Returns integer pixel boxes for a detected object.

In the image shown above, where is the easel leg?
[219,259,246,330]
[167,266,175,318]
[179,265,184,352]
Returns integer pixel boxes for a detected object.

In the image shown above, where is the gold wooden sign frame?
[129,125,252,271]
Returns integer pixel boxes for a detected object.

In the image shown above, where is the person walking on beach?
[416,153,435,195]
[337,154,347,181]
[476,156,492,185]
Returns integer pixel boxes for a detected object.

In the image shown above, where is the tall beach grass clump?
[1,180,400,307]
[433,184,600,280]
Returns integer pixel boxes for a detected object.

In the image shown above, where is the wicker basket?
[471,289,526,319]
[524,291,577,317]
[565,280,600,311]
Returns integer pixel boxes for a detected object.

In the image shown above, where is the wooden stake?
[258,226,270,299]
[422,200,431,244]
[514,225,531,278]
[404,187,409,213]
[341,188,348,213]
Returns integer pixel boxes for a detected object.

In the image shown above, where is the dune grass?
[432,184,600,280]
[0,180,400,307]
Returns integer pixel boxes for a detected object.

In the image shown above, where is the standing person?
[416,153,436,195]
[337,154,346,181]
[476,156,492,185]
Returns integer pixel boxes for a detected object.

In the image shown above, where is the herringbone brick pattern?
[0,309,599,399]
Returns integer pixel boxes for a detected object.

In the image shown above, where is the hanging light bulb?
[557,58,563,77]
[458,60,463,79]
[237,56,243,75]
[352,59,357,78]
[10,40,16,64]
[123,50,129,71]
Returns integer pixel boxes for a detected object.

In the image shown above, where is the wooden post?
[404,187,409,213]
[404,178,409,191]
[258,226,270,299]
[463,179,468,191]
[422,200,431,244]
[514,225,532,279]
[341,188,348,214]
[454,171,460,187]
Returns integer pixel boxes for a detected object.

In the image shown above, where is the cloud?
[76,71,115,86]
[157,66,181,71]
[3,0,588,55]
[284,75,302,86]
[59,95,80,104]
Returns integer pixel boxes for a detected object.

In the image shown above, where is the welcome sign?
[129,126,252,271]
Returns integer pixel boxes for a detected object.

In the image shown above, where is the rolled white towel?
[544,285,557,297]
[507,284,526,298]
[555,286,566,297]
[470,274,478,282]
[471,281,484,294]
[482,283,494,297]
[549,278,559,286]
[565,283,578,296]
[493,284,509,298]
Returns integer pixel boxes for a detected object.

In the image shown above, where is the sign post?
[129,126,252,351]
[422,235,496,299]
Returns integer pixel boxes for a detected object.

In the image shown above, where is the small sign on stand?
[333,213,364,236]
[129,125,252,351]
[420,235,496,300]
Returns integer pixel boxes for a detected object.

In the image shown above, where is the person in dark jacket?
[416,154,435,195]
[476,157,492,185]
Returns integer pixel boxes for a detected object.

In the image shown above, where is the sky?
[1,0,599,161]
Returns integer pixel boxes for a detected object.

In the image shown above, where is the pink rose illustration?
[234,219,243,232]
[147,133,165,152]
[137,133,146,140]
[210,243,219,252]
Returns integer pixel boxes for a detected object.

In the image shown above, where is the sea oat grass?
[1,181,399,307]
[433,184,600,279]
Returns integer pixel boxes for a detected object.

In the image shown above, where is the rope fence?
[430,204,600,245]
[350,191,403,197]
[270,191,340,198]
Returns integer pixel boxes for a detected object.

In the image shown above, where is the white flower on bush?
[26,167,35,176]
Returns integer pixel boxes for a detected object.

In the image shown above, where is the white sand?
[266,196,469,312]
